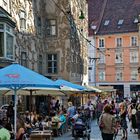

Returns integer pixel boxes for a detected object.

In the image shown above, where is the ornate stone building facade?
[0,0,88,105]
[33,0,88,84]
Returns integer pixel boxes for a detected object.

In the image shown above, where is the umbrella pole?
[30,90,33,112]
[14,89,17,139]
[82,93,84,105]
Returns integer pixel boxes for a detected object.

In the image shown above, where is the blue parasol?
[0,63,60,137]
[54,79,86,91]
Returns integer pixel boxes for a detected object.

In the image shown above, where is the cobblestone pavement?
[54,119,139,140]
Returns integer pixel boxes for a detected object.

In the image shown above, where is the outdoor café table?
[30,130,52,140]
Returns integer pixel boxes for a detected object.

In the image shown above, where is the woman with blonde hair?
[67,102,76,128]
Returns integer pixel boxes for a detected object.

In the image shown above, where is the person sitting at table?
[59,110,66,129]
[58,110,66,135]
[51,111,61,136]
[2,117,14,139]
[0,119,11,140]
[45,116,52,130]
[16,118,26,140]
[25,117,33,135]
[35,115,47,131]
[51,111,60,123]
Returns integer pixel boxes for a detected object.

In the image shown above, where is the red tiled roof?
[88,0,140,36]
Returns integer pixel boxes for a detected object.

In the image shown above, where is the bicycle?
[113,115,127,140]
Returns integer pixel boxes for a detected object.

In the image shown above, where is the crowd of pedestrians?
[0,95,140,140]
[98,97,140,140]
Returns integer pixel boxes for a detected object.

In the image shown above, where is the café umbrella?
[54,79,86,91]
[0,63,60,136]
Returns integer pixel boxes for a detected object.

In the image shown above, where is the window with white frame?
[99,71,105,81]
[21,52,27,66]
[131,36,137,46]
[115,52,123,63]
[46,19,56,36]
[47,54,57,73]
[99,38,105,48]
[0,23,14,59]
[19,10,26,30]
[116,38,122,47]
[130,51,138,63]
[131,70,138,81]
[98,53,105,63]
[38,55,43,74]
[116,71,123,81]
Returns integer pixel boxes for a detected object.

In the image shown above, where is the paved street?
[54,119,139,140]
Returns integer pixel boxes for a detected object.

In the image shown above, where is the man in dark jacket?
[7,101,14,124]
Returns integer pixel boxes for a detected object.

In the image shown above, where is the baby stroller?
[71,112,91,140]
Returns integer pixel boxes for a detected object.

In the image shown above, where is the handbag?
[99,114,105,130]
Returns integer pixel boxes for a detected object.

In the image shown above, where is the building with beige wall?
[88,0,140,98]
[0,0,88,106]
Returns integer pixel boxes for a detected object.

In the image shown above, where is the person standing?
[67,102,76,128]
[119,102,128,139]
[55,100,60,112]
[7,101,14,125]
[99,104,116,140]
[130,99,137,133]
[96,100,104,123]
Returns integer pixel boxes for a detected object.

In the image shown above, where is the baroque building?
[0,0,88,106]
